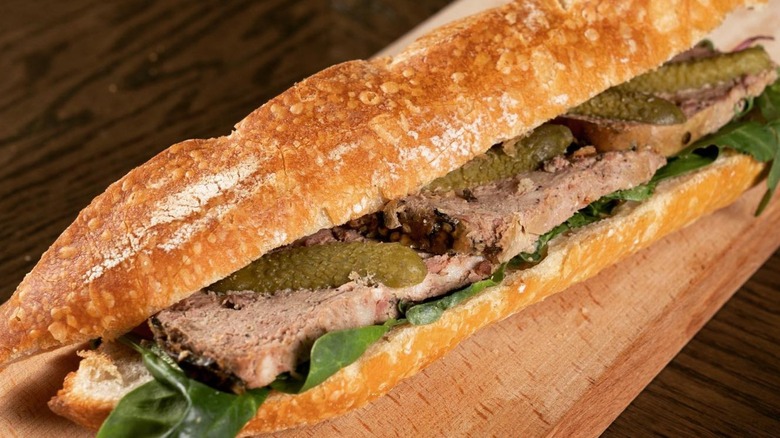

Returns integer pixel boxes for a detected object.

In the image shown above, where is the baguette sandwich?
[2,0,780,436]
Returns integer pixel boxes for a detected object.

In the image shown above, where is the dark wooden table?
[1,1,777,436]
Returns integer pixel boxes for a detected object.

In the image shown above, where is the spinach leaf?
[98,336,268,438]
[272,319,402,393]
[405,266,505,325]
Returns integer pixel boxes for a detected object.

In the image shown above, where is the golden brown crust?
[0,0,758,367]
[47,153,766,433]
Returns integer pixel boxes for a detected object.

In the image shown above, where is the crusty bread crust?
[48,153,766,433]
[0,0,759,367]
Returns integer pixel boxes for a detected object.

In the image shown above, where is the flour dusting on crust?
[83,158,261,283]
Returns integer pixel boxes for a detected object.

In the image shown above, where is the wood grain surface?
[0,0,778,436]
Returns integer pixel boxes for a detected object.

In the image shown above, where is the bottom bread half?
[48,153,766,435]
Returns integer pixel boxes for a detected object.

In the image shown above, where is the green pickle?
[209,241,427,293]
[569,89,686,124]
[617,46,773,94]
[425,124,573,192]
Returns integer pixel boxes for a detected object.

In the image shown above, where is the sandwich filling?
[150,148,665,391]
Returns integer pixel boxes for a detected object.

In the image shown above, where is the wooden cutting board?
[2,1,779,436]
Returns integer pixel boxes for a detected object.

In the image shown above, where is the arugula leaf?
[711,121,775,161]
[272,319,402,393]
[757,70,780,121]
[757,120,780,214]
[513,222,569,265]
[754,77,780,214]
[652,146,720,183]
[405,266,505,325]
[98,336,268,438]
[603,183,656,202]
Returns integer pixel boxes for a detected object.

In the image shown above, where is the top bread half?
[0,0,763,366]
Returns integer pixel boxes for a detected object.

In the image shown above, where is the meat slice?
[151,253,492,391]
[383,150,665,262]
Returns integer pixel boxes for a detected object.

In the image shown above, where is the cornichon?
[209,242,427,293]
[569,89,686,124]
[617,46,773,94]
[424,124,573,192]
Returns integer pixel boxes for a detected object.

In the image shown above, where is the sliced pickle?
[209,242,427,293]
[425,124,573,192]
[569,89,686,125]
[617,46,773,94]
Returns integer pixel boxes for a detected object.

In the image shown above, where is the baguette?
[0,0,774,435]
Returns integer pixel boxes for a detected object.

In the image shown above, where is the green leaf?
[404,301,444,326]
[604,184,656,202]
[272,319,402,394]
[718,121,775,161]
[560,212,591,230]
[98,382,188,437]
[300,324,389,392]
[756,120,780,215]
[767,122,780,186]
[406,266,505,326]
[513,222,571,265]
[98,337,268,438]
[652,147,719,183]
[683,121,775,162]
[757,72,780,121]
